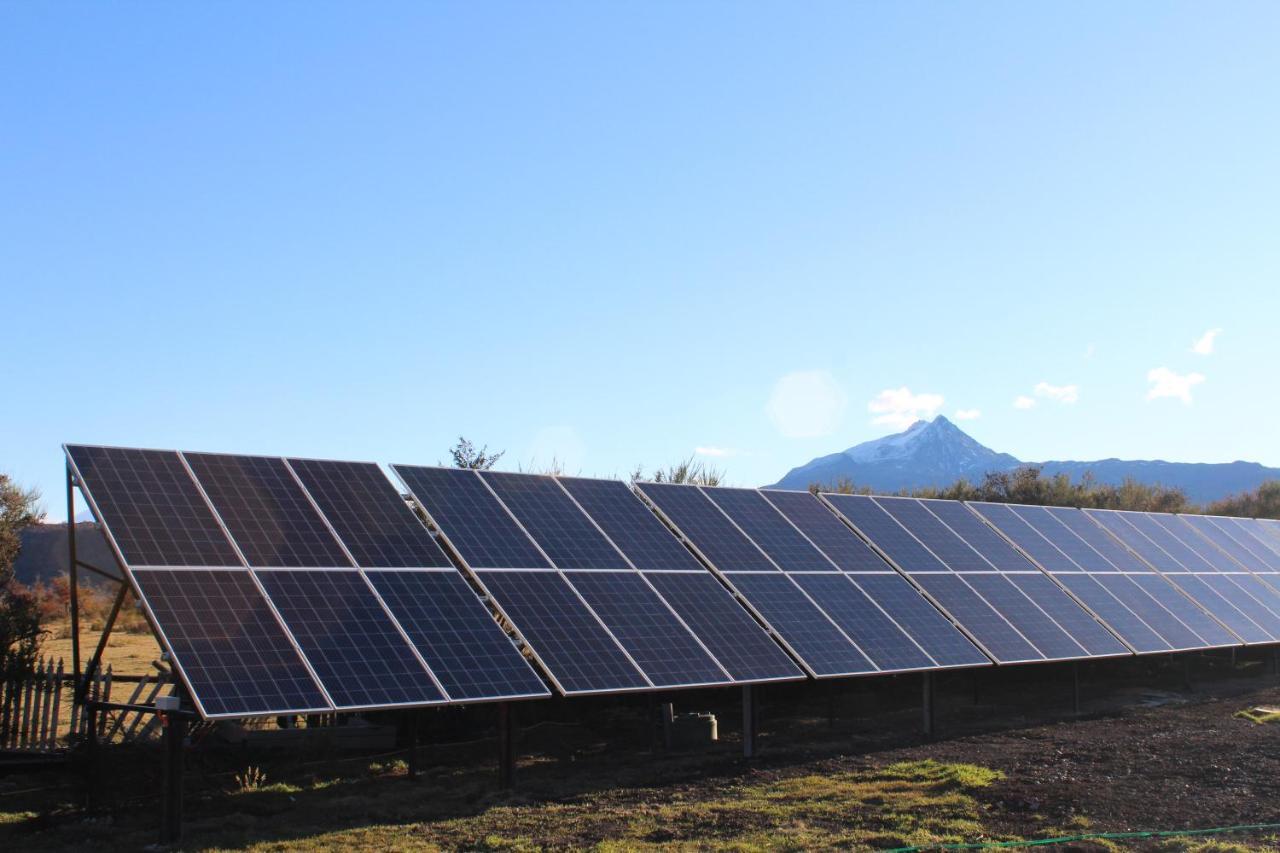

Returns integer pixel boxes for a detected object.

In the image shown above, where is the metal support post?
[497,702,515,789]
[67,466,82,683]
[742,685,757,759]
[1071,662,1081,715]
[405,711,420,780]
[161,709,185,844]
[922,672,935,740]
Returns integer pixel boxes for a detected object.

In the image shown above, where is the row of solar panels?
[65,445,1280,720]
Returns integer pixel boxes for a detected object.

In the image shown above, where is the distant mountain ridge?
[770,416,1280,504]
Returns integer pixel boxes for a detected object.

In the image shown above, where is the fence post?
[49,659,65,750]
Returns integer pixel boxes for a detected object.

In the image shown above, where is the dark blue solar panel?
[1124,574,1238,647]
[1093,574,1214,650]
[288,459,452,569]
[256,570,444,708]
[824,494,951,572]
[185,454,352,568]
[636,483,777,572]
[644,572,803,682]
[921,500,1033,573]
[969,503,1082,573]
[1225,574,1280,621]
[727,573,876,676]
[1085,511,1183,572]
[367,570,549,701]
[1200,575,1280,637]
[850,574,990,667]
[1257,519,1280,549]
[963,574,1086,660]
[559,477,705,572]
[1184,516,1272,573]
[67,445,240,567]
[762,490,890,572]
[393,466,550,569]
[791,574,933,671]
[480,472,630,570]
[132,569,329,717]
[702,487,835,572]
[912,574,1042,663]
[1141,514,1221,572]
[1010,505,1119,572]
[1055,574,1171,654]
[478,571,648,693]
[873,498,991,572]
[1164,575,1270,643]
[1229,519,1280,568]
[565,571,730,687]
[1039,507,1147,572]
[1004,574,1129,657]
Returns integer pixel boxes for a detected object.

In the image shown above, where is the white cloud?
[867,387,945,430]
[766,370,848,438]
[1013,396,1036,410]
[1033,381,1080,404]
[1145,367,1205,404]
[695,446,736,458]
[1191,328,1223,356]
[954,409,981,421]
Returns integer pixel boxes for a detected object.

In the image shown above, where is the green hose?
[886,820,1280,851]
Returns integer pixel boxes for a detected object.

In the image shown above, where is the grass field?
[39,620,163,677]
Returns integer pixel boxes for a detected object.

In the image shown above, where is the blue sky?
[4,2,1278,521]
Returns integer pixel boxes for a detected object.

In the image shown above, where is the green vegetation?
[447,436,506,470]
[632,456,725,487]
[1,472,43,682]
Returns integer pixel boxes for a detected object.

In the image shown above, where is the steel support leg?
[1071,662,1081,715]
[742,685,757,759]
[497,703,515,789]
[922,672,935,740]
[161,714,185,844]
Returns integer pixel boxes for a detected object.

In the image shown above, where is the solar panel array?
[68,442,1280,723]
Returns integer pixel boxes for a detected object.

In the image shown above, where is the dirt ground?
[3,655,1280,850]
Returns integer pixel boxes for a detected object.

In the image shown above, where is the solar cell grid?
[1257,519,1280,549]
[367,570,549,700]
[1224,518,1280,567]
[477,571,649,693]
[565,571,730,687]
[968,503,1081,573]
[849,574,990,667]
[132,569,330,717]
[636,483,777,572]
[1140,514,1220,572]
[1200,575,1280,636]
[287,458,452,569]
[911,574,1042,663]
[727,573,876,676]
[1053,574,1171,654]
[1043,507,1149,572]
[1086,510,1182,572]
[961,574,1086,660]
[642,572,805,682]
[1183,516,1273,573]
[761,490,890,572]
[185,453,352,569]
[791,574,934,671]
[1003,573,1129,657]
[919,500,1031,573]
[873,498,992,572]
[823,494,951,572]
[1163,575,1270,643]
[481,472,630,570]
[1122,574,1237,648]
[558,477,704,572]
[393,466,550,569]
[256,570,445,708]
[702,487,835,572]
[1010,506,1118,572]
[67,445,240,567]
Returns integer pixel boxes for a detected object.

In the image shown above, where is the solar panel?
[287,458,452,569]
[1182,515,1273,573]
[873,498,991,572]
[1219,517,1280,568]
[1010,506,1120,572]
[132,568,330,717]
[1123,574,1238,648]
[726,573,877,676]
[1198,575,1280,636]
[635,483,778,572]
[1225,574,1280,617]
[184,453,352,568]
[919,500,1033,573]
[476,571,650,694]
[393,466,551,569]
[790,574,934,671]
[822,494,951,572]
[968,503,1082,573]
[66,445,239,567]
[1042,507,1149,572]
[961,574,1086,660]
[911,574,1042,663]
[643,572,804,682]
[366,570,550,701]
[1053,574,1172,653]
[480,472,630,570]
[1002,573,1129,657]
[1086,511,1184,573]
[762,490,890,572]
[255,570,445,708]
[701,487,835,572]
[1141,514,1221,572]
[849,574,990,667]
[557,477,704,572]
[1161,574,1270,643]
[565,571,731,687]
[1257,519,1280,549]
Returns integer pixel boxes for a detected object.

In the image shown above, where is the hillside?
[14,522,119,586]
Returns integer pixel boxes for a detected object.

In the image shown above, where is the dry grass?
[38,619,162,677]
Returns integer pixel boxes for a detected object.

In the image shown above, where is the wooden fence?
[0,656,170,753]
